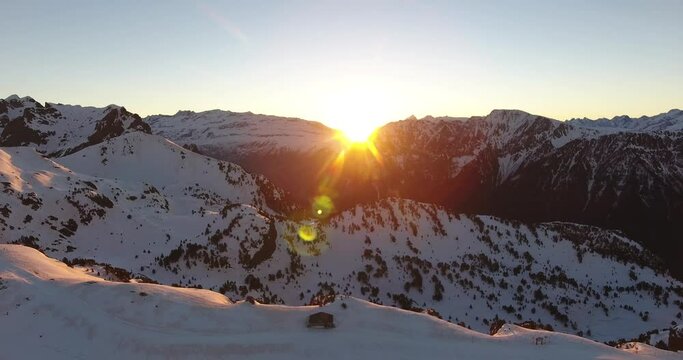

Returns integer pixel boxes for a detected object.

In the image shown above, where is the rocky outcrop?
[0,117,47,146]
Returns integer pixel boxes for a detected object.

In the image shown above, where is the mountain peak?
[487,109,534,118]
[481,109,546,130]
[4,94,37,103]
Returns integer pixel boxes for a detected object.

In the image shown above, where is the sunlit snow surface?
[0,245,679,360]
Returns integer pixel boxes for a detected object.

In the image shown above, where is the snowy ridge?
[146,109,342,155]
[58,132,286,211]
[568,109,683,132]
[1,244,679,360]
[0,95,150,157]
[377,109,595,184]
[1,95,41,119]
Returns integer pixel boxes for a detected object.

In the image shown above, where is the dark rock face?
[381,122,683,278]
[240,219,277,269]
[670,325,683,351]
[0,118,47,146]
[88,108,129,143]
[59,108,151,156]
[89,107,151,143]
[492,133,683,279]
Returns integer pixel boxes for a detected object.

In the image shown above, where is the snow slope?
[147,198,683,342]
[1,244,679,360]
[0,132,287,266]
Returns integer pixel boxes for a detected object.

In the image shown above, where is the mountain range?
[1,94,682,354]
[146,105,683,280]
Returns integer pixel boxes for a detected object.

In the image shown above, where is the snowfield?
[0,244,679,360]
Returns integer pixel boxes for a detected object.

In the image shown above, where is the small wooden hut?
[307,312,334,328]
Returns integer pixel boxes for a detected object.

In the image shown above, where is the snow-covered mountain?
[376,110,683,279]
[151,198,683,342]
[1,132,681,343]
[0,131,288,255]
[146,108,683,279]
[145,109,341,156]
[1,244,679,360]
[2,95,682,354]
[0,95,150,156]
[145,109,344,201]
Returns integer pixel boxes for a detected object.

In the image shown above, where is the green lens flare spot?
[298,225,317,242]
[313,195,334,217]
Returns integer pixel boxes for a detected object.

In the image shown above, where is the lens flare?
[297,224,318,242]
[286,222,330,257]
[285,118,387,255]
[313,195,334,218]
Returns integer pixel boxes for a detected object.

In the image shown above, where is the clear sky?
[2,0,682,131]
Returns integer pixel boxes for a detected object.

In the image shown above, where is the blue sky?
[2,0,682,130]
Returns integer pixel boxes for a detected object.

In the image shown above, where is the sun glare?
[338,124,377,144]
[322,89,391,144]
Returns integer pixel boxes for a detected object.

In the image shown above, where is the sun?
[322,89,391,144]
[338,123,378,143]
